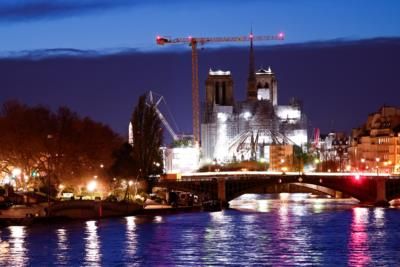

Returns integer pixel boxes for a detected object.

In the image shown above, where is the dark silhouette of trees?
[130,94,163,192]
[109,142,135,179]
[0,101,122,190]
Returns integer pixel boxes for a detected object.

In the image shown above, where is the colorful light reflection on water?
[1,194,400,266]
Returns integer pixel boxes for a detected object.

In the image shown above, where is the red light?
[156,35,160,40]
[278,32,284,39]
[249,34,254,39]
[188,36,192,40]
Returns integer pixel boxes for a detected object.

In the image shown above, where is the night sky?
[1,0,400,142]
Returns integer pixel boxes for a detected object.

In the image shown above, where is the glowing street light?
[12,168,22,177]
[87,180,97,192]
[376,157,380,175]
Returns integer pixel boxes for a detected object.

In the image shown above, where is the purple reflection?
[348,207,371,267]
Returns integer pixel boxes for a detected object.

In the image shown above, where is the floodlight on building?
[243,111,251,120]
[217,113,228,122]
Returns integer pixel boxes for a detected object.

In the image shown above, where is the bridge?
[157,171,400,207]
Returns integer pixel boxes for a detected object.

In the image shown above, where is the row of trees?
[0,101,122,191]
[0,95,164,195]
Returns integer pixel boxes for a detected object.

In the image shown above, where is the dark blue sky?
[1,0,400,52]
[1,1,400,141]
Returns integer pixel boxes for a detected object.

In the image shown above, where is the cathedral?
[201,39,308,164]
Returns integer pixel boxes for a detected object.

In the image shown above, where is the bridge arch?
[228,183,343,202]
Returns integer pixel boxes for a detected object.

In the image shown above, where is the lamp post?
[360,158,365,172]
[280,158,285,173]
[376,157,380,176]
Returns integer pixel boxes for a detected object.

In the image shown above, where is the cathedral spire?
[247,29,257,100]
[248,30,255,81]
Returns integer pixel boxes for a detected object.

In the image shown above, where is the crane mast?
[147,91,179,141]
[156,32,285,146]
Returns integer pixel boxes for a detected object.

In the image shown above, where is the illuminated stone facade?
[349,106,400,173]
[201,62,308,163]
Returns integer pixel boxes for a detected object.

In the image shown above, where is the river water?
[1,194,400,266]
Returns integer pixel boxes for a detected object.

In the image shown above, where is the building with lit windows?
[201,40,308,165]
[349,106,400,173]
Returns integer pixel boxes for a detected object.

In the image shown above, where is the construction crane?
[156,32,285,146]
[146,91,179,141]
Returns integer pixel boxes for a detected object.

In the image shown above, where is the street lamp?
[376,157,380,175]
[87,180,97,193]
[12,168,22,177]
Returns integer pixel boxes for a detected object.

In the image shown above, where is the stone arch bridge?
[157,172,400,207]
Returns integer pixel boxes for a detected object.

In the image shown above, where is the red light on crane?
[156,36,169,45]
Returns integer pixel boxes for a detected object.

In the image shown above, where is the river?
[1,194,400,266]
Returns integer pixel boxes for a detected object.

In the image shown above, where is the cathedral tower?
[205,69,234,107]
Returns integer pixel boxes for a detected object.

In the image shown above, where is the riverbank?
[0,203,206,227]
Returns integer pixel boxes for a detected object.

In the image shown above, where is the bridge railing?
[159,171,400,182]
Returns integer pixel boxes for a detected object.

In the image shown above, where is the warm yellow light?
[128,180,133,186]
[87,180,97,192]
[314,158,320,164]
[361,158,365,163]
[12,168,22,177]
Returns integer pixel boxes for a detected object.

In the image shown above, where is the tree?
[109,142,136,179]
[130,94,163,192]
[0,101,122,192]
[293,145,315,172]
